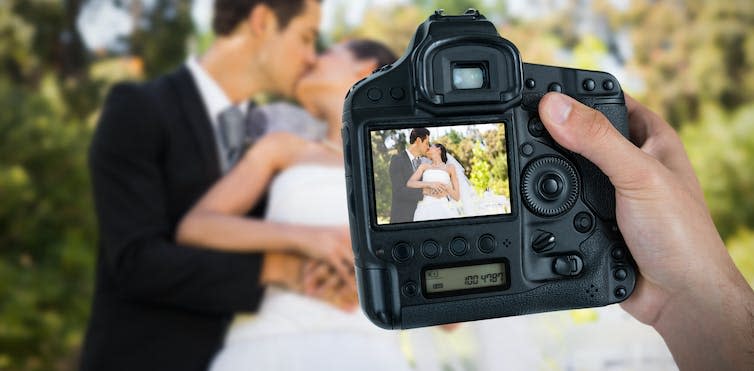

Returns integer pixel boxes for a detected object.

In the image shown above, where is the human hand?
[301,259,359,311]
[538,92,754,369]
[293,226,354,283]
[261,252,357,311]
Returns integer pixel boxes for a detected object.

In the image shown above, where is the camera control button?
[611,245,626,260]
[552,255,583,276]
[449,237,468,256]
[602,79,615,91]
[367,87,383,102]
[573,212,594,233]
[392,242,414,263]
[527,117,546,137]
[583,79,596,91]
[538,174,563,200]
[525,78,536,89]
[389,87,405,100]
[613,268,628,281]
[531,230,556,253]
[421,240,441,259]
[478,234,495,253]
[548,82,563,92]
[402,281,418,297]
[522,156,580,217]
[614,286,627,299]
[520,143,535,157]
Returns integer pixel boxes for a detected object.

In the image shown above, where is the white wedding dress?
[209,164,411,371]
[413,168,461,222]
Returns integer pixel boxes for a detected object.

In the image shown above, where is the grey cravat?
[217,106,246,172]
[412,157,421,170]
[244,105,268,147]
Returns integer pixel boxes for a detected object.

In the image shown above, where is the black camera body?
[342,9,636,329]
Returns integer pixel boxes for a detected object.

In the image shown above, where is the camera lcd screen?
[370,123,512,225]
[424,261,508,294]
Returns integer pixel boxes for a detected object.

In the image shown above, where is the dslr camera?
[342,9,636,329]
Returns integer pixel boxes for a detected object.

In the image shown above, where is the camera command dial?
[521,156,580,217]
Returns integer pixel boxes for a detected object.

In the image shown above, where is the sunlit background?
[1,0,753,370]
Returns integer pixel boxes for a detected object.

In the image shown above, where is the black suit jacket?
[389,150,423,223]
[80,66,266,371]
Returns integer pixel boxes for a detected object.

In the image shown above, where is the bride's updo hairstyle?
[345,39,397,72]
[433,143,448,163]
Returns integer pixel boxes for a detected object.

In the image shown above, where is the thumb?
[538,92,657,188]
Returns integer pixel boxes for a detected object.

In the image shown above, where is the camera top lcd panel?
[342,9,637,329]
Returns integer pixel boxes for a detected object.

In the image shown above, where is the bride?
[175,40,412,370]
[408,143,462,221]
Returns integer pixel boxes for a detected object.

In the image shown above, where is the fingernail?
[545,93,573,125]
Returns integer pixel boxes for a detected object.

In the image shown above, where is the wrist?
[652,259,754,370]
[260,252,303,288]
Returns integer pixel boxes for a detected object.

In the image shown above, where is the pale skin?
[538,91,754,371]
[406,145,460,201]
[177,42,381,310]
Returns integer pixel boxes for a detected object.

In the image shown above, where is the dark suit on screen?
[79,66,266,371]
[389,150,423,223]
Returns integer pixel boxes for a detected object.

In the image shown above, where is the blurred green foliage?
[0,0,752,369]
[0,0,193,369]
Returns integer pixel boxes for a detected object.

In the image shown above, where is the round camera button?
[573,212,594,233]
[525,78,536,89]
[538,175,563,199]
[611,245,626,260]
[421,240,441,259]
[548,83,563,92]
[613,268,628,281]
[528,117,546,137]
[602,79,615,91]
[367,87,383,101]
[614,286,627,299]
[583,79,596,91]
[478,234,495,253]
[392,242,414,262]
[402,281,418,297]
[390,87,405,100]
[449,237,468,256]
[520,143,535,156]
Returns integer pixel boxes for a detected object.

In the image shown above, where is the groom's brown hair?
[409,128,430,144]
[213,0,322,35]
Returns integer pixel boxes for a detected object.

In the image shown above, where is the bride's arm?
[447,164,461,201]
[406,164,435,189]
[175,133,310,253]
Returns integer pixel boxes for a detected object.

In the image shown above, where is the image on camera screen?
[370,123,512,225]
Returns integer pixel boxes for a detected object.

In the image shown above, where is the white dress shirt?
[185,56,248,170]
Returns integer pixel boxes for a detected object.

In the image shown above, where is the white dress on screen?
[209,164,411,371]
[413,168,461,222]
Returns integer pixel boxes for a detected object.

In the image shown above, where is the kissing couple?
[389,127,477,223]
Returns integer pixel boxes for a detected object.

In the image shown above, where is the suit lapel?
[168,66,221,180]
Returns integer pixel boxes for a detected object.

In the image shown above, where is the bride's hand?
[293,226,355,284]
[302,260,359,311]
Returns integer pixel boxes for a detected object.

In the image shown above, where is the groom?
[389,128,431,223]
[80,1,329,370]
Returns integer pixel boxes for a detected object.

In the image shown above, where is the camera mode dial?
[522,156,580,217]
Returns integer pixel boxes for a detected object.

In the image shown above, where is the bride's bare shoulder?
[257,132,310,148]
[242,132,314,168]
